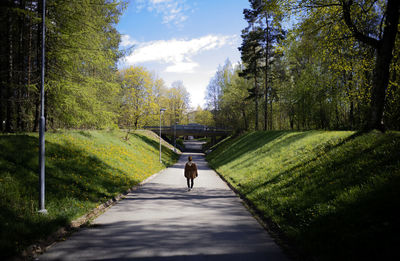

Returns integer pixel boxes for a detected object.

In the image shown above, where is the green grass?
[206,130,400,260]
[0,129,179,258]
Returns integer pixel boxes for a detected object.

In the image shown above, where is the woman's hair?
[188,156,192,161]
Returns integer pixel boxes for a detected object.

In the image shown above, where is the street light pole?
[38,0,47,214]
[174,122,177,153]
[159,108,166,163]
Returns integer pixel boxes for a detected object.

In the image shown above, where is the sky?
[116,0,250,109]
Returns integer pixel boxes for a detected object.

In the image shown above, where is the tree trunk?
[26,0,33,131]
[349,99,354,129]
[253,42,259,131]
[6,5,14,133]
[0,29,4,132]
[34,0,42,132]
[346,70,354,129]
[33,96,40,131]
[369,50,395,130]
[290,114,294,130]
[16,0,26,131]
[242,106,248,131]
[368,0,399,130]
[269,98,273,130]
[264,16,269,131]
[342,0,399,131]
[0,80,3,132]
[254,75,259,131]
[264,88,268,131]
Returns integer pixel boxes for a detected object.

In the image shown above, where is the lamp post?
[174,121,178,153]
[159,108,166,163]
[38,0,47,214]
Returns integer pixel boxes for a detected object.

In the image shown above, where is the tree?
[0,0,125,132]
[239,17,263,130]
[46,0,124,129]
[165,81,190,126]
[0,0,41,132]
[244,0,285,131]
[384,35,400,129]
[220,65,253,131]
[296,0,400,130]
[118,66,158,132]
[193,106,215,126]
[205,59,233,127]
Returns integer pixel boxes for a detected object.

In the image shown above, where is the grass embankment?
[206,131,400,260]
[0,130,179,258]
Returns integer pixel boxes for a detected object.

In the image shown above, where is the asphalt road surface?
[39,148,289,261]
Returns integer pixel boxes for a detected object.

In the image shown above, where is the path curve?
[39,150,289,261]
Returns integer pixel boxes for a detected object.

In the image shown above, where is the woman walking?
[184,156,198,191]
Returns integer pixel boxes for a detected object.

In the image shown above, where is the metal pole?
[38,0,47,214]
[174,122,176,153]
[159,111,162,163]
[159,108,165,163]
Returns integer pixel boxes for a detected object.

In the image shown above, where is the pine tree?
[239,8,263,130]
[239,0,285,131]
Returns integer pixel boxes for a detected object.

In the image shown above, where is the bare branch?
[361,0,379,14]
[302,3,342,9]
[379,13,386,39]
[341,0,380,49]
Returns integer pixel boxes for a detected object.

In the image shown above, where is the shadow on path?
[39,148,289,261]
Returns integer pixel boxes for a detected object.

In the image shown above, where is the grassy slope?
[206,131,400,260]
[0,130,179,258]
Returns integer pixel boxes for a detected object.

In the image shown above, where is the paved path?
[39,151,289,261]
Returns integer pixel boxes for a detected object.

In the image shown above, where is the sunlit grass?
[0,129,179,258]
[207,130,400,260]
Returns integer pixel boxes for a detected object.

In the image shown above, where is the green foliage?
[116,67,192,128]
[205,59,238,127]
[0,0,125,132]
[286,0,376,129]
[238,0,286,131]
[289,0,400,130]
[208,0,400,132]
[117,66,159,129]
[0,130,179,258]
[207,130,400,260]
[193,106,215,126]
[219,67,253,131]
[385,33,400,129]
[46,0,124,129]
[164,81,191,125]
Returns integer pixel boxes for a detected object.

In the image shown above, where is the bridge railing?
[142,125,232,136]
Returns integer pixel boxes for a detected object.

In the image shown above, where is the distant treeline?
[205,0,400,131]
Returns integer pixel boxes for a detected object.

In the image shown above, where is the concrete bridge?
[143,123,232,137]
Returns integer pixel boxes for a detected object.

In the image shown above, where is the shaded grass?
[206,130,400,260]
[0,130,179,258]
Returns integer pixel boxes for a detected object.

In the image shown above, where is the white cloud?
[119,34,242,107]
[165,61,198,73]
[133,0,190,26]
[123,35,236,73]
[150,0,171,4]
[120,34,137,48]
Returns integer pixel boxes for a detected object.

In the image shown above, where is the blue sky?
[117,0,250,108]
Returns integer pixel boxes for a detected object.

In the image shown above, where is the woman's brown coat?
[184,161,198,179]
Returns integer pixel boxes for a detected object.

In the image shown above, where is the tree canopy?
[1,0,399,133]
[205,0,400,132]
[0,0,198,132]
